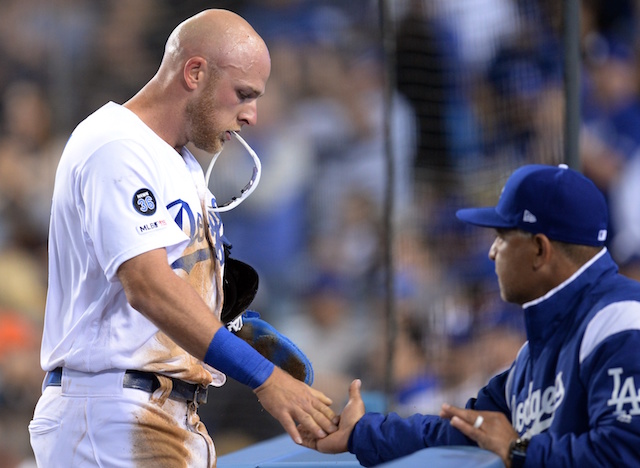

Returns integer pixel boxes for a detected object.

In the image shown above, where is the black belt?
[45,368,208,405]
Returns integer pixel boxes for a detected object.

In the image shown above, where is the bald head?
[162,9,269,77]
[125,9,270,152]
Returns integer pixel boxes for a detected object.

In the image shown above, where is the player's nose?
[239,101,258,126]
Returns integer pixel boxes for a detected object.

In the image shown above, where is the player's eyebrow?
[241,86,263,99]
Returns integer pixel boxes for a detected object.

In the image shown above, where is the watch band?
[510,437,529,468]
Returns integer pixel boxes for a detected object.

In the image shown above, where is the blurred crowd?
[1,0,640,464]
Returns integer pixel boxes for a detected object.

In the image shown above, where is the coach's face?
[489,229,540,305]
[187,48,271,154]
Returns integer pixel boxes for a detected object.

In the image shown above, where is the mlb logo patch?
[137,219,168,235]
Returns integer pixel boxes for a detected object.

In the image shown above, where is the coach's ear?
[531,233,553,271]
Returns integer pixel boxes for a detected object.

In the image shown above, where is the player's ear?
[183,56,207,90]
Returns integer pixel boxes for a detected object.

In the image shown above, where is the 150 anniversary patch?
[133,188,157,216]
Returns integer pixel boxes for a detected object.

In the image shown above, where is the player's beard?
[186,77,224,154]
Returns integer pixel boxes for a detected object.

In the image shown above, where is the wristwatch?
[509,437,529,468]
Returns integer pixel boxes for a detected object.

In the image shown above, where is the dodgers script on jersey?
[41,102,226,387]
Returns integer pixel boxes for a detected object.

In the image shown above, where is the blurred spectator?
[0,301,43,467]
[0,0,100,130]
[296,45,416,233]
[579,1,640,261]
[580,32,640,193]
[433,0,518,75]
[0,247,47,466]
[79,0,169,119]
[309,189,382,303]
[610,152,640,281]
[480,18,563,166]
[0,81,66,257]
[0,310,42,412]
[0,248,46,323]
[239,0,360,48]
[278,271,378,406]
[395,0,453,194]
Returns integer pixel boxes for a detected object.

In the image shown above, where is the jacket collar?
[521,248,614,356]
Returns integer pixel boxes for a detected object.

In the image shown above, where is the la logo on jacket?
[608,367,640,423]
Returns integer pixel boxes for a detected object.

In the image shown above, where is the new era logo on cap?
[523,210,537,223]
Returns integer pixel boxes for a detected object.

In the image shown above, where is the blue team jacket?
[349,249,640,466]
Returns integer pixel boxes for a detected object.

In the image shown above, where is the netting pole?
[564,0,581,169]
[378,0,397,408]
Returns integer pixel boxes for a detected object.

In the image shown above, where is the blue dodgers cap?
[456,164,609,246]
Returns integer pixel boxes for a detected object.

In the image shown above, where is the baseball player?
[300,164,640,467]
[28,9,336,467]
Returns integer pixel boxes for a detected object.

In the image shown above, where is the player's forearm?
[118,247,222,359]
[118,247,275,388]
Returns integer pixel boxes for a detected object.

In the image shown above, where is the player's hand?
[298,379,365,453]
[254,366,338,445]
[440,403,518,466]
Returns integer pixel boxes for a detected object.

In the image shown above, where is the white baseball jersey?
[41,101,225,387]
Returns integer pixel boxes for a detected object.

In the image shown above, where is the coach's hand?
[440,403,518,467]
[254,366,338,444]
[299,379,365,453]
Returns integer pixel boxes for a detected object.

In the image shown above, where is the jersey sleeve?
[78,139,189,281]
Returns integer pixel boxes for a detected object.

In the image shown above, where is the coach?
[300,164,640,467]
